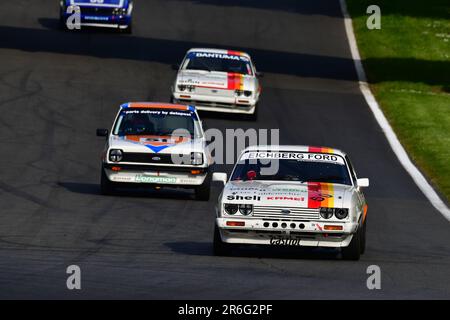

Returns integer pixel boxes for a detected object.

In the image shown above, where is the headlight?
[239,204,253,216]
[224,204,238,215]
[113,7,127,15]
[191,152,203,165]
[178,85,187,91]
[335,208,349,220]
[109,149,123,162]
[244,90,252,97]
[319,207,333,219]
[235,89,244,96]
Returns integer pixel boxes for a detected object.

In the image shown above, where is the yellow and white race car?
[171,48,262,119]
[212,145,369,260]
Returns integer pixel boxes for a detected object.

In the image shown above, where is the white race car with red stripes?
[171,48,262,118]
[212,145,370,260]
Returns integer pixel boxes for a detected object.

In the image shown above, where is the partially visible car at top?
[212,145,370,260]
[59,0,133,33]
[96,102,213,200]
[171,48,262,120]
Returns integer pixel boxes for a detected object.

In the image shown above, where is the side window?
[345,156,358,185]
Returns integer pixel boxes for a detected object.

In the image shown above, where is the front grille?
[122,153,181,165]
[195,87,235,97]
[79,6,115,16]
[253,206,320,220]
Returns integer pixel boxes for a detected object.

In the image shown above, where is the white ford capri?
[171,48,262,119]
[212,145,369,260]
[96,102,212,200]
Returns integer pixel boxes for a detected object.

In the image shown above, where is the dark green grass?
[346,0,450,201]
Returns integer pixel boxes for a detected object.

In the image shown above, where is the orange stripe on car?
[363,204,368,223]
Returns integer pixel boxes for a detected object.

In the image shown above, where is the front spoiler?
[172,94,257,115]
[216,217,356,248]
[104,166,208,187]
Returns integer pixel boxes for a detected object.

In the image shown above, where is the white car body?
[171,48,261,115]
[99,103,212,192]
[213,145,369,258]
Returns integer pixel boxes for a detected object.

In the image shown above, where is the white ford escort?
[96,102,212,200]
[212,145,370,260]
[171,48,262,119]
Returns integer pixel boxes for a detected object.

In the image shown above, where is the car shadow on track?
[165,241,341,261]
[4,22,357,82]
[57,181,195,200]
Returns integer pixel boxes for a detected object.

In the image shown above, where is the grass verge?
[346,0,450,201]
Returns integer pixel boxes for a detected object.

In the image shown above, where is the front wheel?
[213,225,235,256]
[194,174,211,201]
[341,226,361,261]
[245,104,258,121]
[100,168,117,195]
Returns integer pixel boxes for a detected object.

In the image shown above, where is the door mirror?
[357,178,369,188]
[96,128,109,137]
[212,172,227,185]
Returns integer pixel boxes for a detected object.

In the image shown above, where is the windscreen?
[184,52,253,75]
[113,108,199,137]
[231,152,352,185]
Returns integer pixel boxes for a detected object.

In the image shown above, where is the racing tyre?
[124,22,133,34]
[100,168,117,195]
[59,15,68,31]
[195,174,211,201]
[360,219,367,255]
[341,226,361,261]
[246,104,258,121]
[213,225,235,256]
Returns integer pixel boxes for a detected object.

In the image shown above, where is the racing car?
[171,48,262,119]
[96,102,212,200]
[212,145,370,260]
[59,0,133,33]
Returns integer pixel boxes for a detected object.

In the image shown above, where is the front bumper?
[172,92,257,114]
[216,217,357,248]
[61,13,132,29]
[104,165,208,187]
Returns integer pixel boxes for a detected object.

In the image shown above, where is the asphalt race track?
[0,0,449,299]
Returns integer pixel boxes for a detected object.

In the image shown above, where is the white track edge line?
[339,0,450,221]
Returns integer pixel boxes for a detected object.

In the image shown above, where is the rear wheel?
[213,225,235,256]
[341,225,361,261]
[360,219,367,254]
[100,168,117,195]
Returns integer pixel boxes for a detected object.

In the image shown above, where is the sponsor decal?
[269,236,301,246]
[135,175,177,184]
[122,109,194,118]
[226,186,308,202]
[71,0,124,7]
[266,196,305,202]
[190,52,249,62]
[227,195,261,201]
[241,152,345,165]
[85,16,109,21]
